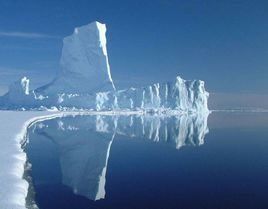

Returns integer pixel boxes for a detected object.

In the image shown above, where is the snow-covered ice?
[0,111,61,209]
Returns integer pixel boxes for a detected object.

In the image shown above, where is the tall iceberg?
[37,21,115,94]
[0,21,209,113]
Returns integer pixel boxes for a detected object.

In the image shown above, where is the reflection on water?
[27,113,209,202]
[26,112,268,209]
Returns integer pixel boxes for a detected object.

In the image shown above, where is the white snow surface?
[0,111,61,209]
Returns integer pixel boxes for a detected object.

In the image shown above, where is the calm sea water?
[25,112,268,209]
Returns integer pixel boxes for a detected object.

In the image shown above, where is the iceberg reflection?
[30,113,209,201]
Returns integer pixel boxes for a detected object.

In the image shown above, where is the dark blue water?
[25,112,268,209]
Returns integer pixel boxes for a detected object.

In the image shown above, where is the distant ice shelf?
[0,21,209,113]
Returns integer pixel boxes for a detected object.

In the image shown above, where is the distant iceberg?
[0,21,209,113]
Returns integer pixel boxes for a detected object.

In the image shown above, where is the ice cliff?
[37,21,115,94]
[95,76,209,112]
[0,21,209,113]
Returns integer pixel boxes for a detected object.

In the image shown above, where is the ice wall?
[95,76,209,113]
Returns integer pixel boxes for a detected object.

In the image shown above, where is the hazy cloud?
[0,31,59,39]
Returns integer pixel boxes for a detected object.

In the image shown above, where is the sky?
[0,0,267,99]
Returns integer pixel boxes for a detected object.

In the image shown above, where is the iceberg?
[95,76,209,112]
[0,21,209,113]
[36,21,115,94]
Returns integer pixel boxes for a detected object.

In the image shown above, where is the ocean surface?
[25,112,268,209]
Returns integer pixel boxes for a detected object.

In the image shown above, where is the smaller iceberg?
[95,76,209,112]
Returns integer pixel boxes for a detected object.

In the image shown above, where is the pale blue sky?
[0,0,267,97]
